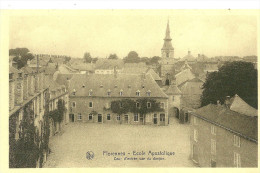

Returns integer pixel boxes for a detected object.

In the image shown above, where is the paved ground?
[43,117,196,167]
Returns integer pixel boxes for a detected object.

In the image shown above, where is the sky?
[9,10,258,59]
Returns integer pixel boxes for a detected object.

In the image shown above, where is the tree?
[83,52,92,63]
[10,48,34,69]
[200,61,257,108]
[124,51,140,63]
[108,54,118,60]
[150,56,161,64]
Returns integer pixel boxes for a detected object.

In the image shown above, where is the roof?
[175,69,195,86]
[193,104,258,141]
[179,78,203,95]
[181,52,196,62]
[95,59,124,70]
[165,84,182,95]
[70,64,94,71]
[68,73,168,98]
[9,66,21,74]
[55,73,75,86]
[230,94,258,117]
[124,62,147,68]
[147,69,162,81]
[120,67,148,74]
[42,66,58,75]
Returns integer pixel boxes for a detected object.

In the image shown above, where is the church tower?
[161,20,174,59]
[159,20,176,86]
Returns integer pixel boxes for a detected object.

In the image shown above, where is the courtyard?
[43,116,196,167]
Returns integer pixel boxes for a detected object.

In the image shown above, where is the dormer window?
[82,84,85,88]
[136,90,140,96]
[142,85,145,89]
[72,89,76,96]
[89,89,93,96]
[100,85,103,88]
[119,89,123,96]
[107,89,111,96]
[128,85,131,88]
[147,90,151,96]
[114,85,118,88]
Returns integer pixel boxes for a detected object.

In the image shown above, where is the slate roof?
[146,69,162,81]
[175,69,195,86]
[165,84,182,95]
[230,94,258,117]
[95,59,124,69]
[193,104,258,142]
[179,78,203,95]
[120,67,149,74]
[55,73,74,86]
[68,73,168,98]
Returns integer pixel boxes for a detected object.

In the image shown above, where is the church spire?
[164,19,172,40]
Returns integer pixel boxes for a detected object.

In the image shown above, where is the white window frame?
[160,102,165,109]
[107,114,111,120]
[146,91,151,96]
[78,113,82,120]
[147,102,151,108]
[72,101,76,108]
[234,135,240,147]
[107,91,111,96]
[88,114,93,120]
[211,139,216,155]
[119,91,123,96]
[136,91,140,96]
[234,152,241,167]
[194,129,198,142]
[134,114,139,122]
[211,125,216,135]
[89,101,93,108]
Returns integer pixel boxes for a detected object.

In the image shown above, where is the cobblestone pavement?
[43,117,196,167]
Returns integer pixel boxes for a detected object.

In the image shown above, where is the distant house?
[146,68,162,87]
[189,95,258,167]
[95,59,124,74]
[66,73,169,126]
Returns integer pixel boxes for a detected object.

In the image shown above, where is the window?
[211,139,216,155]
[234,135,240,147]
[78,113,82,120]
[134,114,139,122]
[147,102,151,108]
[72,102,76,108]
[234,152,241,167]
[88,114,93,120]
[160,102,165,109]
[194,116,197,125]
[136,102,140,108]
[107,114,111,120]
[194,129,198,142]
[107,89,111,96]
[89,102,93,108]
[120,102,123,108]
[119,89,123,96]
[146,90,151,96]
[211,125,216,135]
[89,89,93,96]
[136,90,140,96]
[117,115,120,121]
[166,53,169,57]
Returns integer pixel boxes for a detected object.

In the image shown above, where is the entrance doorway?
[153,114,157,125]
[192,144,199,163]
[98,114,102,123]
[124,115,128,124]
[69,114,74,122]
[160,114,165,126]
[211,159,216,167]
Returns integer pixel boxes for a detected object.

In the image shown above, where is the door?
[98,114,102,123]
[192,144,199,163]
[140,115,144,125]
[69,114,74,122]
[124,115,128,124]
[153,114,157,124]
[211,159,216,167]
[160,114,165,126]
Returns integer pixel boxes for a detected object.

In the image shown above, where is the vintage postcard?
[0,6,259,173]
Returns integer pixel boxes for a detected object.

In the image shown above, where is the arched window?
[119,89,123,96]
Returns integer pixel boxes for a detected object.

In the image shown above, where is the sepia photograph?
[1,7,259,170]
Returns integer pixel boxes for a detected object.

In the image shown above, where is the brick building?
[189,95,258,167]
[63,73,169,126]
